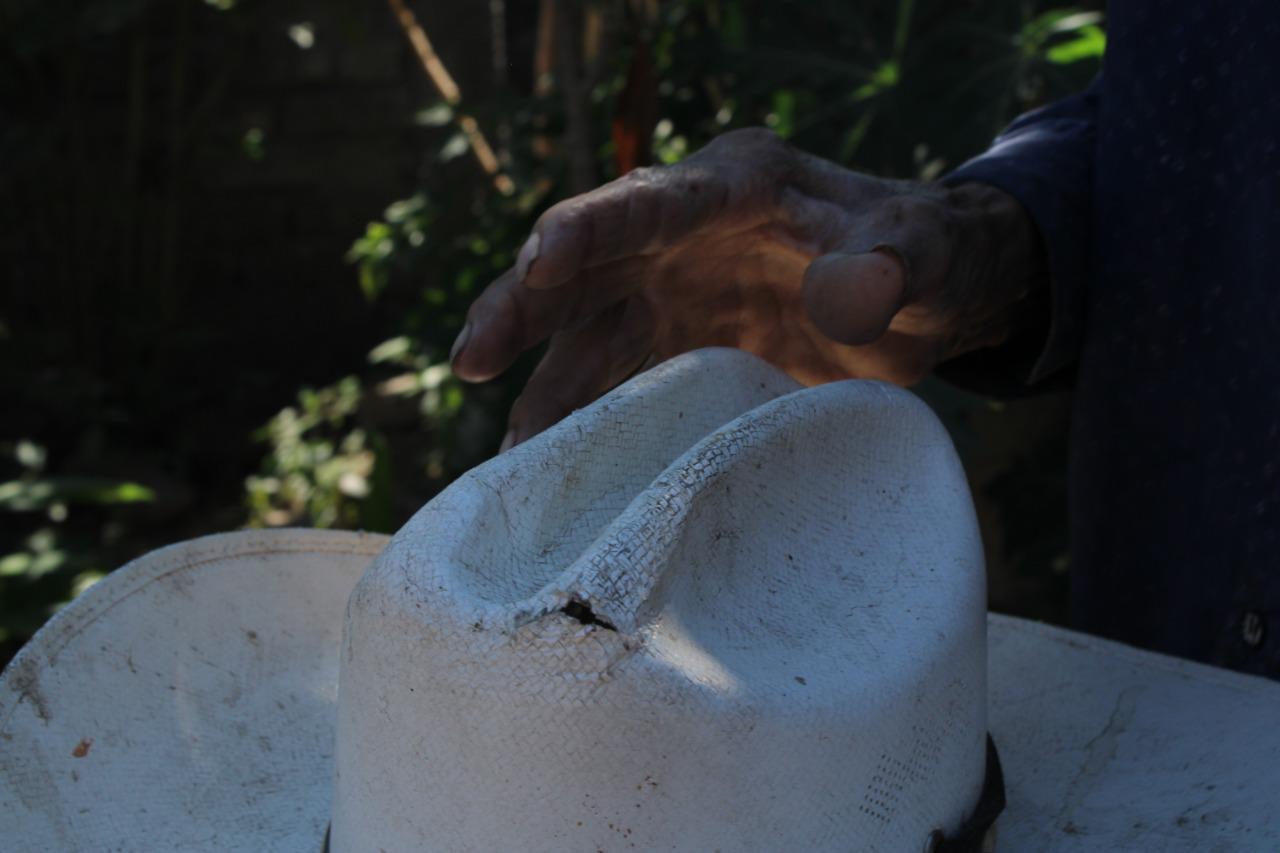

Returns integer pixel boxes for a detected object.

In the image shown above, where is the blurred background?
[0,0,1103,667]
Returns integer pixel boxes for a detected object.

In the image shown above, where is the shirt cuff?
[940,100,1098,388]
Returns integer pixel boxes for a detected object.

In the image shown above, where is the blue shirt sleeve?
[941,75,1101,386]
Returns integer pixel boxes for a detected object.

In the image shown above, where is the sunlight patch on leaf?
[71,571,105,598]
[0,478,154,512]
[287,22,315,50]
[1019,8,1105,61]
[439,132,470,162]
[852,61,898,102]
[15,440,46,472]
[1046,25,1106,64]
[368,336,414,365]
[415,103,455,127]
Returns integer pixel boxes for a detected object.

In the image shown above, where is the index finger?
[521,129,791,291]
[517,167,718,291]
[450,255,650,382]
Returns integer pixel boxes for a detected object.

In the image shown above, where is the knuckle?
[624,165,663,185]
[877,194,950,241]
[877,195,917,224]
[701,128,790,172]
[713,126,783,150]
[912,200,949,237]
[535,195,576,231]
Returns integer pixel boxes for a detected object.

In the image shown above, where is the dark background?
[0,0,1103,666]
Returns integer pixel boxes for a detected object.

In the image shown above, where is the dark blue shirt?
[945,1,1280,676]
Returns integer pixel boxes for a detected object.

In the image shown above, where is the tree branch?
[387,0,514,195]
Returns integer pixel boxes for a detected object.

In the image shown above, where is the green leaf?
[415,103,455,127]
[368,336,414,365]
[1046,25,1106,64]
[15,440,45,472]
[1019,9,1105,57]
[0,548,70,580]
[1047,11,1105,35]
[0,553,31,577]
[766,90,797,138]
[439,132,470,162]
[852,60,898,102]
[0,478,155,511]
[384,194,427,224]
[358,262,388,301]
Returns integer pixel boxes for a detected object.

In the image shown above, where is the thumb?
[801,248,907,346]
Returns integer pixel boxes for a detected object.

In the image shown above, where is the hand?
[450,128,1045,450]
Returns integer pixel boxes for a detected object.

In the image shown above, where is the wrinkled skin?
[450,128,1045,449]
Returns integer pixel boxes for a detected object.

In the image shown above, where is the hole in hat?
[561,597,618,632]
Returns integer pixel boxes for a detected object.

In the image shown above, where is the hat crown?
[332,349,987,852]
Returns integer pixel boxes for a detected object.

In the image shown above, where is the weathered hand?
[450,128,1044,449]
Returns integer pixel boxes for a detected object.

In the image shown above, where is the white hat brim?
[4,531,1280,851]
[989,614,1280,851]
[0,529,387,853]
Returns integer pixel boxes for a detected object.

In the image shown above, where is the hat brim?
[0,529,387,853]
[4,530,1280,851]
[989,614,1280,851]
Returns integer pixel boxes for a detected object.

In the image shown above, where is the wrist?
[936,181,1049,357]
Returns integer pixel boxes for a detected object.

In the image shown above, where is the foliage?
[244,338,472,532]
[2,0,1104,664]
[245,377,384,531]
[0,440,153,649]
[0,0,278,665]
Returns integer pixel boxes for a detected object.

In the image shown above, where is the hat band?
[320,736,1005,852]
[934,735,1006,853]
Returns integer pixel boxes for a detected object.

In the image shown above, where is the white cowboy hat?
[2,348,1278,852]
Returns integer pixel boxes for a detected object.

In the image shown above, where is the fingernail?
[516,232,541,283]
[449,323,472,362]
[498,428,517,454]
